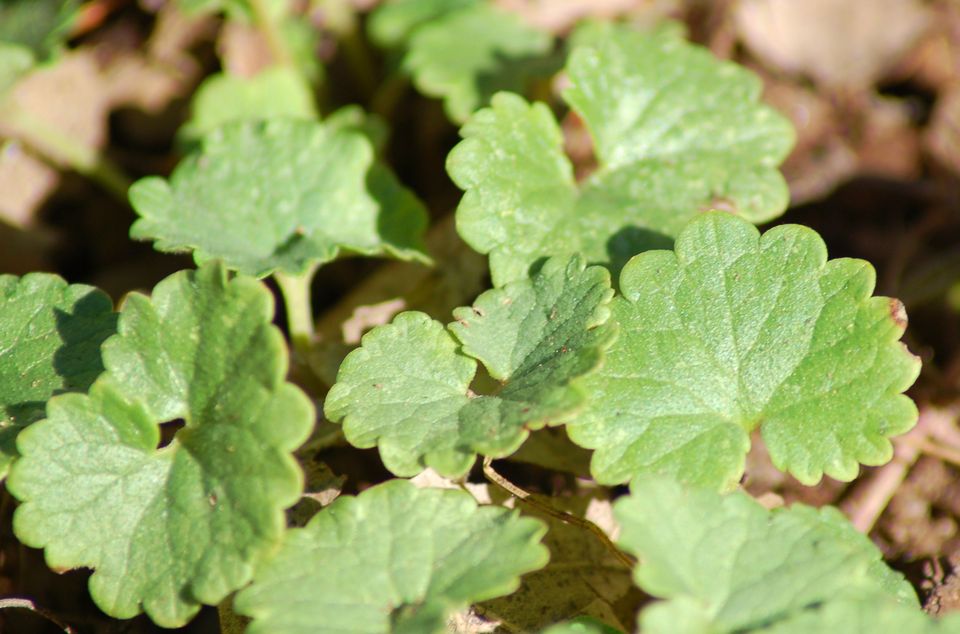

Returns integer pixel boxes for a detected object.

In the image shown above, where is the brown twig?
[482,457,635,569]
[842,407,955,533]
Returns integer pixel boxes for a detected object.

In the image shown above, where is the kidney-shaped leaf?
[234,479,549,634]
[568,212,920,489]
[617,477,917,634]
[178,68,318,145]
[447,25,794,286]
[400,3,554,123]
[129,119,429,278]
[368,0,478,47]
[7,262,314,627]
[325,256,615,477]
[0,273,116,478]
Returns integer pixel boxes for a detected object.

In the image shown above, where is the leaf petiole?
[248,0,294,69]
[274,267,317,361]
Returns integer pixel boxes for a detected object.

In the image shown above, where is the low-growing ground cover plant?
[1,0,959,632]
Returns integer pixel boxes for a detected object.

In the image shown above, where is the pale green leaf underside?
[568,212,920,489]
[324,256,615,477]
[7,263,314,627]
[0,273,116,479]
[447,26,795,286]
[178,67,318,145]
[401,3,554,123]
[617,477,918,634]
[234,479,549,634]
[129,119,429,278]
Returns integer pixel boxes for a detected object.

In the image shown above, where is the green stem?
[0,103,131,202]
[275,267,317,360]
[370,73,409,120]
[249,0,294,68]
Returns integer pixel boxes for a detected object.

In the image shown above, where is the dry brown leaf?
[0,52,113,163]
[0,141,58,228]
[0,3,205,228]
[287,457,346,527]
[409,468,492,504]
[478,493,642,632]
[926,83,960,173]
[735,0,932,90]
[447,607,500,634]
[509,427,593,478]
[341,297,406,344]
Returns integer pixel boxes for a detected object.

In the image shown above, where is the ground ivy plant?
[0,9,947,634]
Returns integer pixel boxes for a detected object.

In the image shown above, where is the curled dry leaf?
[735,0,932,90]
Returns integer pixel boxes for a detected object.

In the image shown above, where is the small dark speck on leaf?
[889,298,908,330]
[373,383,382,389]
[561,346,568,353]
[473,307,485,317]
[209,494,218,507]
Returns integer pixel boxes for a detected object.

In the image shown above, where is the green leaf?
[400,4,554,122]
[0,0,78,60]
[234,479,549,634]
[447,25,795,286]
[368,0,478,47]
[761,598,960,634]
[323,104,389,153]
[568,212,920,488]
[324,255,615,477]
[0,42,34,94]
[617,477,918,634]
[178,68,318,145]
[541,617,625,634]
[7,262,314,627]
[129,119,429,277]
[0,273,116,479]
[174,0,288,21]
